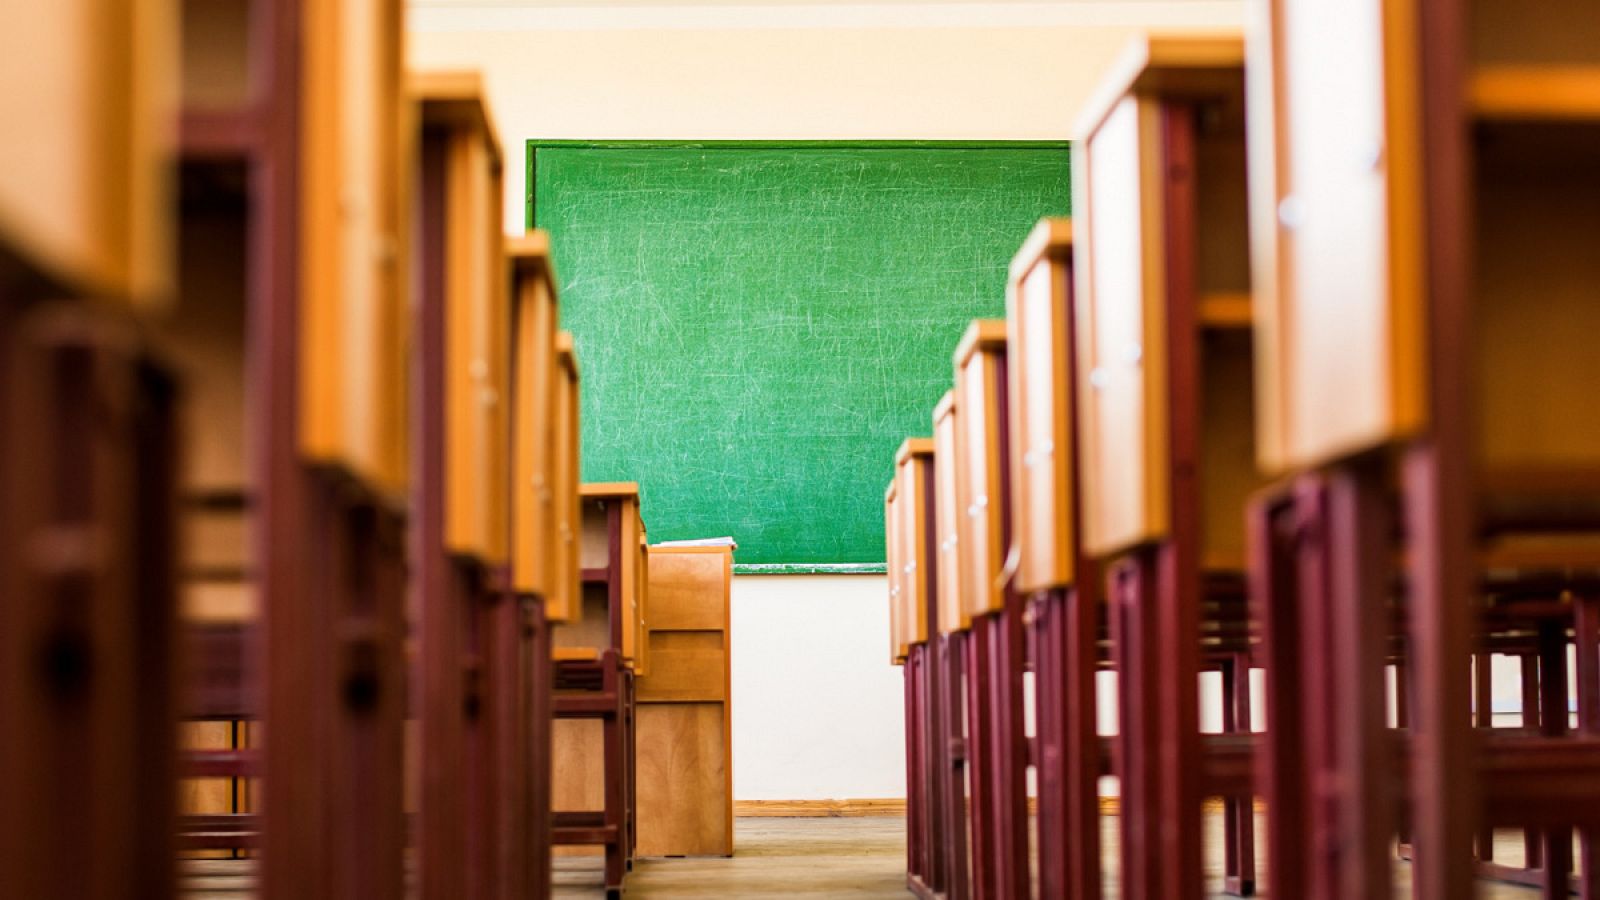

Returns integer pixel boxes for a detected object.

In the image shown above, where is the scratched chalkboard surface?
[529,142,1070,572]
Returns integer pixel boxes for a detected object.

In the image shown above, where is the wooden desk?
[1247,2,1600,896]
[166,5,412,896]
[636,545,734,858]
[1004,219,1102,899]
[415,70,520,900]
[951,318,1028,899]
[1071,35,1257,899]
[560,483,647,669]
[892,439,945,897]
[552,481,645,893]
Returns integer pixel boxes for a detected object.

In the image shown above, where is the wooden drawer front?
[1253,0,1423,472]
[896,454,932,644]
[1009,253,1075,592]
[300,0,409,491]
[636,704,731,857]
[0,0,173,303]
[1075,95,1171,557]
[512,270,558,595]
[636,632,727,702]
[933,397,966,633]
[957,345,1007,618]
[647,549,731,631]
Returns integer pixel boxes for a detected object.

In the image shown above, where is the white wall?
[730,575,907,800]
[409,0,1247,801]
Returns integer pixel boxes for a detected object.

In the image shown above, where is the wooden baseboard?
[734,796,1260,818]
[735,799,907,818]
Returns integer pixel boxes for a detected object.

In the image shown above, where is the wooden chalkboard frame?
[526,140,1071,575]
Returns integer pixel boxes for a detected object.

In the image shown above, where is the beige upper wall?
[408,2,1243,232]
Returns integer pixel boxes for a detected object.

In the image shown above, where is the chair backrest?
[509,231,560,600]
[1072,35,1247,557]
[953,320,1009,619]
[895,438,936,644]
[932,392,967,634]
[416,71,511,564]
[1006,218,1077,594]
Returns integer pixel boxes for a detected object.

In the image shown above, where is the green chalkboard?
[529,141,1070,572]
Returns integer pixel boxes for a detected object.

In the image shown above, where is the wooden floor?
[180,815,1555,898]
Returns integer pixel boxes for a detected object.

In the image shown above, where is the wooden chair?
[637,544,735,858]
[1246,1,1600,897]
[887,439,944,898]
[552,482,647,898]
[166,3,414,897]
[931,390,974,900]
[508,231,565,900]
[1003,218,1105,899]
[953,319,1031,900]
[0,12,180,900]
[414,69,518,900]
[1071,35,1257,899]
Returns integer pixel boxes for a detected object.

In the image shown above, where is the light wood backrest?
[509,231,559,598]
[885,478,905,665]
[1247,4,1426,472]
[1256,0,1600,479]
[954,320,1009,619]
[550,332,581,623]
[414,72,510,563]
[895,438,936,644]
[298,1,409,492]
[933,392,967,633]
[1073,36,1246,556]
[1006,219,1076,593]
[0,0,174,305]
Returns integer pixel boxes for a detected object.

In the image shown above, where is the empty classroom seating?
[953,319,1031,900]
[1246,0,1600,896]
[930,390,974,900]
[509,232,565,898]
[2,6,690,900]
[1071,35,1257,898]
[174,1,413,895]
[553,482,648,898]
[0,8,181,898]
[637,544,735,858]
[1004,218,1103,899]
[887,440,944,896]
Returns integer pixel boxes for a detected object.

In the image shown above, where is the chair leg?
[1250,489,1310,900]
[944,633,972,900]
[1537,621,1573,900]
[966,625,994,900]
[988,606,1030,900]
[1222,651,1256,896]
[1579,596,1600,899]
